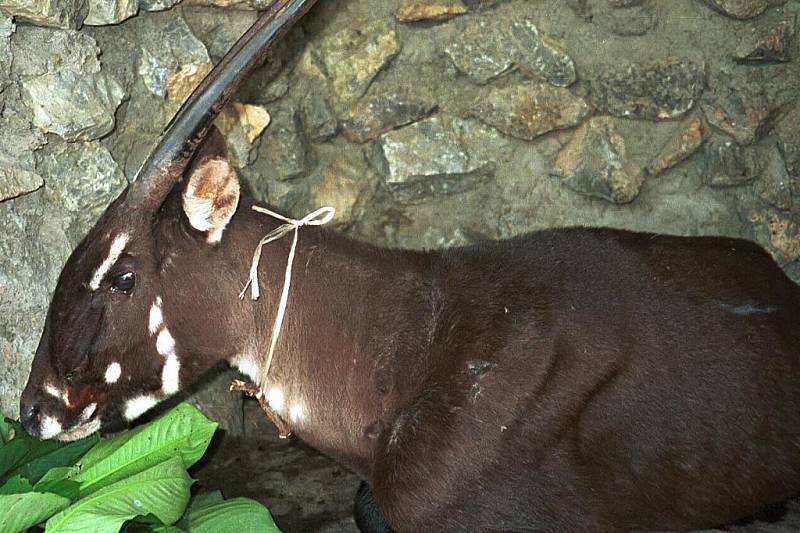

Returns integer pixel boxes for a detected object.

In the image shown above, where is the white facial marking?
[156,329,176,357]
[104,362,122,384]
[124,394,159,421]
[56,402,100,442]
[266,387,285,412]
[44,384,69,406]
[44,384,61,399]
[289,403,304,423]
[89,233,130,290]
[229,353,261,382]
[148,298,163,335]
[80,402,97,421]
[57,418,101,442]
[39,415,62,440]
[161,354,180,395]
[155,327,179,395]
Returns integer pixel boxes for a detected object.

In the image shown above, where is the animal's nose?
[20,400,42,437]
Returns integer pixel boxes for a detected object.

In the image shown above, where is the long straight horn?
[129,0,316,208]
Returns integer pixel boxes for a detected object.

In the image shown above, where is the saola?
[19,1,800,531]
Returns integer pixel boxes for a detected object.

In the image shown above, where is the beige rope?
[240,205,335,384]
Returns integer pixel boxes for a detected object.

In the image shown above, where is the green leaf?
[0,440,33,480]
[0,417,17,445]
[187,491,224,512]
[150,526,186,533]
[35,479,81,501]
[75,429,139,471]
[9,434,98,484]
[0,475,33,495]
[45,456,193,533]
[36,466,74,485]
[0,437,61,483]
[169,491,225,531]
[124,524,185,533]
[119,520,180,533]
[187,498,280,533]
[35,466,78,500]
[73,404,217,496]
[0,491,71,533]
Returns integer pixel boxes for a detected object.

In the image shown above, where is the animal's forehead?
[59,231,131,288]
[45,186,171,321]
[52,210,145,299]
[74,190,157,258]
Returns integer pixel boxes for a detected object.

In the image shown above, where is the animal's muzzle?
[19,398,42,437]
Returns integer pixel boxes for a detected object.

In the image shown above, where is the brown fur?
[18,4,800,529]
[22,134,800,530]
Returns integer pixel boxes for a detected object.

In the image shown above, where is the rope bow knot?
[240,205,335,384]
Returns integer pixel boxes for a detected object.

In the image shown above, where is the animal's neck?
[230,202,441,477]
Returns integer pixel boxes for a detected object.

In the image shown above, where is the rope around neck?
[240,205,335,385]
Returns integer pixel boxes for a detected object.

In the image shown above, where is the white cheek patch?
[266,387,285,412]
[161,354,180,395]
[156,329,176,357]
[148,298,163,335]
[104,362,121,384]
[150,304,181,396]
[156,328,180,395]
[156,328,175,357]
[89,233,130,290]
[124,394,159,421]
[39,415,62,440]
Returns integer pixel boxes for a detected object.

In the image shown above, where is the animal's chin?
[55,417,102,441]
[54,402,103,441]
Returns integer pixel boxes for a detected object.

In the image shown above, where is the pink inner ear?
[182,155,240,243]
[191,158,235,199]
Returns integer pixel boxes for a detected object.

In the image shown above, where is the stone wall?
[0,0,798,423]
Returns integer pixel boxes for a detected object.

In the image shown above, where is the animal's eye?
[110,272,135,294]
[64,370,76,383]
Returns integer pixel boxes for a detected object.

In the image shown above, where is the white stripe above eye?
[44,384,70,406]
[89,233,130,290]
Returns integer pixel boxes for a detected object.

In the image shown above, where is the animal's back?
[377,228,800,531]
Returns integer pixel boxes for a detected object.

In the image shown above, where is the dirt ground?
[193,432,361,532]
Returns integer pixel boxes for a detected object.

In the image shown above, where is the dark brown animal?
[19,2,800,531]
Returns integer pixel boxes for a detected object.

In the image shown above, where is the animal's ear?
[181,126,240,244]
